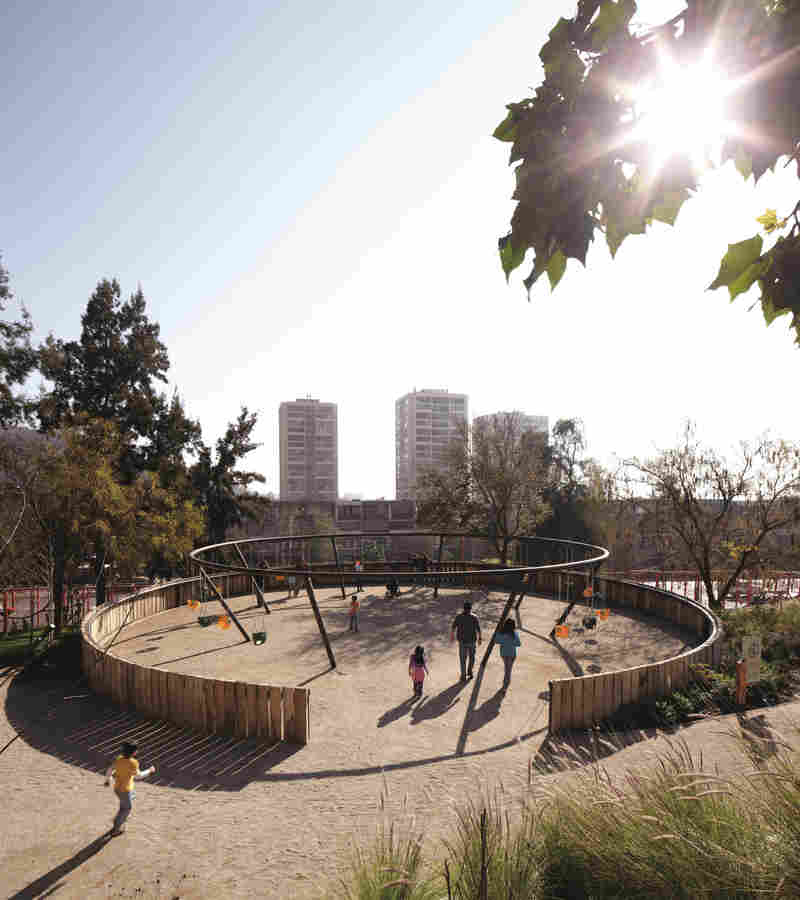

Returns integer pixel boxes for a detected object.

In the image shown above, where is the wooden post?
[305,576,336,669]
[199,566,251,643]
[736,658,747,706]
[331,536,347,599]
[433,533,445,599]
[232,542,269,613]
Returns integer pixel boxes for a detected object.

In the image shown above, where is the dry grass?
[327,728,800,899]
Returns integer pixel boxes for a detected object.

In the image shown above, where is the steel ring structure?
[189,531,610,664]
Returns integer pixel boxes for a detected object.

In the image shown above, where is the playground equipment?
[190,531,610,669]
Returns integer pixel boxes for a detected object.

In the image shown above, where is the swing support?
[198,566,251,642]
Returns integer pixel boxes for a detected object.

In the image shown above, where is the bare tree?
[626,423,800,609]
[416,412,551,564]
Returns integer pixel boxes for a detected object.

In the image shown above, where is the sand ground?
[1,587,702,898]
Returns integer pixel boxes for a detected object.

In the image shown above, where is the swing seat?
[252,631,267,645]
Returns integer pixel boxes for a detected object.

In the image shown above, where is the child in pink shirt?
[408,645,429,698]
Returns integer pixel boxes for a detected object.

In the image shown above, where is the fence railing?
[81,575,309,745]
[542,572,722,733]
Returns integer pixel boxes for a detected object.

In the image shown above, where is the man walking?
[451,601,482,682]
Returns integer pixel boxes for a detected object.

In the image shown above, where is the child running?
[408,645,429,698]
[104,741,155,836]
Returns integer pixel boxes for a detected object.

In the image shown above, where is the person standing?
[349,594,360,632]
[104,741,155,836]
[354,559,364,593]
[450,601,482,682]
[494,618,522,693]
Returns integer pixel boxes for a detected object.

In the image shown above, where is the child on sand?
[104,741,155,836]
[349,594,360,632]
[408,645,429,697]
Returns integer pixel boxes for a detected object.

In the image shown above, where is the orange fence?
[81,575,309,745]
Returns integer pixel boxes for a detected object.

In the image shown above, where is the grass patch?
[0,625,81,674]
[330,731,800,899]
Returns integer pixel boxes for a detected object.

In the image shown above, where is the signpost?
[742,635,762,684]
[736,634,762,705]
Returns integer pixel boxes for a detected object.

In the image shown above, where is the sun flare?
[632,56,731,169]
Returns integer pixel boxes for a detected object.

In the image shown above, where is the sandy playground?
[1,586,698,898]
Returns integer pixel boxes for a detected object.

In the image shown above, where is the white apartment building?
[395,389,468,500]
[279,398,338,502]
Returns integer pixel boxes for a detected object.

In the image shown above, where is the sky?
[4,0,799,499]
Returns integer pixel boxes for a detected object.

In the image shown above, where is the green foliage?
[190,406,265,544]
[37,278,202,478]
[0,254,36,426]
[327,822,438,900]
[334,735,800,899]
[495,0,800,344]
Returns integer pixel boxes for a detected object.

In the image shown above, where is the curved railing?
[81,533,723,742]
[537,571,723,732]
[80,575,310,744]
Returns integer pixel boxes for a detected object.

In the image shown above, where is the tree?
[494,0,800,344]
[415,412,551,564]
[0,420,204,633]
[626,422,800,608]
[190,407,266,545]
[0,255,36,426]
[38,279,202,600]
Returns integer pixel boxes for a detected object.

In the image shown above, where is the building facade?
[279,398,338,502]
[395,389,468,500]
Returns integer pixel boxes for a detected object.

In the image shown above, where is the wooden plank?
[269,686,283,739]
[570,675,594,728]
[549,680,563,733]
[235,682,249,738]
[213,679,226,734]
[570,676,585,729]
[612,671,624,718]
[257,684,270,739]
[284,688,297,742]
[222,681,236,734]
[294,689,309,744]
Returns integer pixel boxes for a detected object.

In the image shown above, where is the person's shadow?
[410,682,465,725]
[10,832,112,899]
[467,689,505,732]
[377,696,416,727]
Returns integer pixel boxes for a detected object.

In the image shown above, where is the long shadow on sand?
[8,833,113,899]
[3,672,301,792]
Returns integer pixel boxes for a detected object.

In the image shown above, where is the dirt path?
[1,588,700,898]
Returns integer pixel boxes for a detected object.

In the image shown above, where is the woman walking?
[495,618,521,693]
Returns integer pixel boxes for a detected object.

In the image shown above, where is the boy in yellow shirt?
[104,741,155,835]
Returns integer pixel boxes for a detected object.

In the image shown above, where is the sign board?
[741,634,762,684]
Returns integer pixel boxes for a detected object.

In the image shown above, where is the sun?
[631,54,731,170]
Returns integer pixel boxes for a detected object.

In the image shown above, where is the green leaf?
[606,215,645,258]
[539,18,572,64]
[498,235,526,281]
[544,48,585,98]
[762,293,791,326]
[493,111,517,143]
[587,0,637,51]
[728,259,766,301]
[708,236,763,291]
[547,251,567,291]
[651,190,689,227]
[734,150,752,180]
